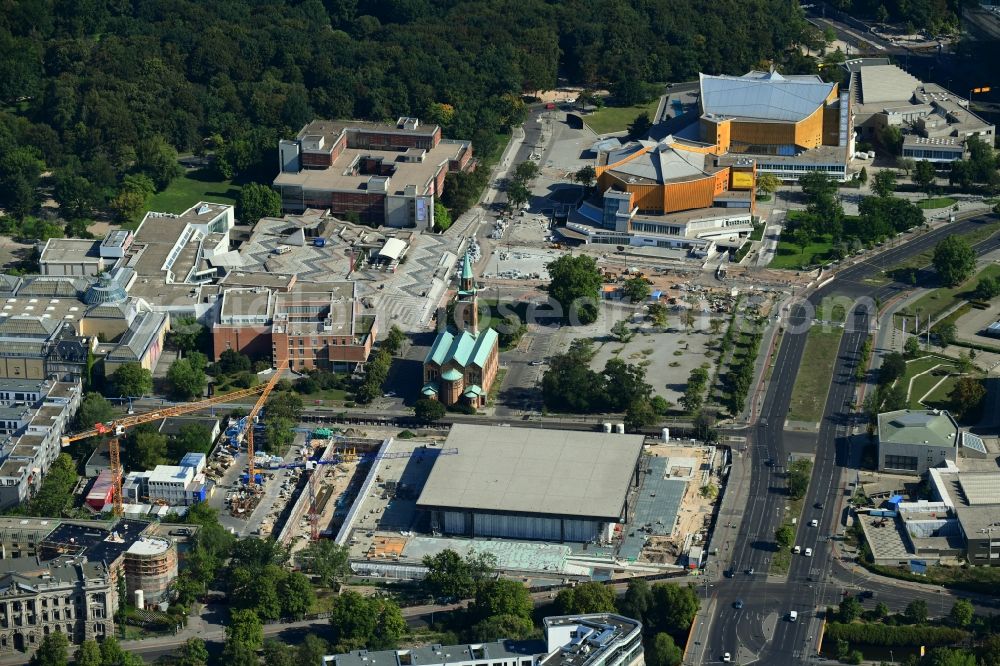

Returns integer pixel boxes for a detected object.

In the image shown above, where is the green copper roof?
[426,327,498,370]
[463,384,484,397]
[461,252,473,280]
[421,383,439,395]
[441,368,463,381]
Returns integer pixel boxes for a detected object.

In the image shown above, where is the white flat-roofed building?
[417,425,645,542]
[38,239,108,277]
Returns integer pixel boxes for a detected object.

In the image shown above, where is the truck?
[313,237,327,248]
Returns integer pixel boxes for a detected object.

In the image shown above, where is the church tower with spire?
[454,251,478,334]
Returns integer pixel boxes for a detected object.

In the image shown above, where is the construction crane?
[61,383,271,516]
[241,359,288,489]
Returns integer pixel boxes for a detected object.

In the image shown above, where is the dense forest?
[826,0,961,35]
[0,0,810,225]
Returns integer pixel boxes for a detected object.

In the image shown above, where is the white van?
[789,610,798,622]
[793,545,801,555]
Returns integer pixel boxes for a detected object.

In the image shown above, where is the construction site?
[318,424,729,583]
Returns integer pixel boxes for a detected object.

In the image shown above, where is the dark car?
[814,502,824,509]
[860,590,875,599]
[746,567,754,575]
[734,599,744,609]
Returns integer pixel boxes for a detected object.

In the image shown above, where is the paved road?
[703,214,1000,664]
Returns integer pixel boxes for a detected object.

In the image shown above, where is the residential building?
[843,58,994,162]
[273,118,474,228]
[323,614,643,666]
[416,425,644,542]
[422,254,498,407]
[0,380,82,510]
[122,453,209,507]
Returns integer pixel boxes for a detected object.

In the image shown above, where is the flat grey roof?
[322,639,543,666]
[955,505,1000,535]
[416,425,644,521]
[958,473,1000,505]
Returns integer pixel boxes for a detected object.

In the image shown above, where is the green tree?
[555,581,618,614]
[648,583,700,635]
[423,549,497,599]
[178,637,210,666]
[949,377,985,418]
[879,125,903,154]
[839,596,863,622]
[936,322,957,346]
[469,614,536,642]
[473,579,533,621]
[167,316,204,354]
[329,592,406,652]
[905,599,929,624]
[627,112,652,139]
[859,166,868,184]
[131,429,168,470]
[111,362,153,397]
[617,579,652,624]
[871,169,896,198]
[221,641,259,666]
[788,458,813,499]
[897,157,916,176]
[948,599,974,628]
[756,172,779,197]
[217,349,252,374]
[612,319,633,342]
[646,633,683,666]
[384,325,407,355]
[53,172,98,219]
[513,160,540,184]
[914,160,937,195]
[77,392,114,429]
[227,608,264,652]
[298,540,351,587]
[25,453,77,517]
[775,525,795,550]
[547,254,602,325]
[904,336,921,358]
[623,276,650,302]
[99,637,127,666]
[506,181,530,210]
[879,351,906,385]
[169,423,214,460]
[262,640,296,666]
[647,303,668,328]
[29,631,69,666]
[625,397,657,432]
[135,136,182,190]
[574,166,597,189]
[933,236,976,287]
[235,182,281,224]
[414,398,447,423]
[297,635,330,666]
[167,357,206,400]
[974,275,1000,300]
[433,201,453,232]
[278,571,315,619]
[73,639,102,666]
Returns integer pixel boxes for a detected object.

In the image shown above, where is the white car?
[793,545,801,554]
[723,653,732,663]
[805,547,813,557]
[810,519,819,527]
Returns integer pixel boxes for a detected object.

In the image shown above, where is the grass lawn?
[749,223,765,241]
[898,264,1000,325]
[788,327,844,422]
[584,98,661,135]
[147,169,242,215]
[487,368,508,406]
[916,197,957,210]
[815,297,847,323]
[302,387,351,404]
[771,234,835,269]
[922,375,959,410]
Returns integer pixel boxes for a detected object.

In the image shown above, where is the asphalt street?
[703,214,1000,664]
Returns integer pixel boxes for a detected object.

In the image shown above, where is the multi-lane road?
[704,214,1000,664]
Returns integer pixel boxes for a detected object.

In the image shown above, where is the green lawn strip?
[884,219,1000,281]
[770,497,805,576]
[816,299,847,323]
[147,169,242,214]
[787,327,844,422]
[922,375,958,410]
[916,197,958,210]
[897,264,1000,324]
[907,364,956,408]
[583,98,661,135]
[487,368,508,406]
[749,223,765,241]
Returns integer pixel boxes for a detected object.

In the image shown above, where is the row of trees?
[722,324,763,416]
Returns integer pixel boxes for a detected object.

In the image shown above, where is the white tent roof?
[378,238,407,261]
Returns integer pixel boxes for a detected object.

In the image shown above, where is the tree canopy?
[933,236,976,287]
[547,254,602,324]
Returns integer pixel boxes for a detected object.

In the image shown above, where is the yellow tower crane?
[241,359,288,490]
[61,383,272,516]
